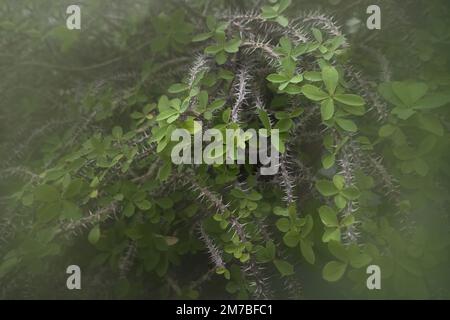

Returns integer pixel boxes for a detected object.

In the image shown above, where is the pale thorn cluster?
[197,222,226,269]
[231,67,251,123]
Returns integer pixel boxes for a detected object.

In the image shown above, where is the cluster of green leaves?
[0,0,449,300]
[261,0,292,27]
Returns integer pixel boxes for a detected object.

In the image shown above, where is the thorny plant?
[0,0,449,299]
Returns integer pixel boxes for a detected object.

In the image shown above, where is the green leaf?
[279,36,292,53]
[37,202,60,224]
[261,6,278,19]
[312,27,323,43]
[112,126,123,139]
[341,103,366,116]
[342,187,360,200]
[322,66,339,94]
[379,124,397,137]
[334,94,365,106]
[276,218,290,232]
[302,85,329,101]
[215,51,227,65]
[266,241,276,260]
[349,252,372,268]
[341,215,355,227]
[320,98,334,121]
[88,225,101,245]
[204,44,223,55]
[378,82,404,107]
[322,227,341,242]
[304,71,322,82]
[274,259,294,277]
[283,230,300,247]
[413,93,450,110]
[258,109,272,130]
[334,194,347,209]
[222,108,231,123]
[318,206,339,227]
[166,114,180,124]
[224,38,241,53]
[417,114,444,136]
[168,83,189,94]
[192,32,212,42]
[322,153,335,169]
[274,206,289,216]
[300,239,315,264]
[392,82,428,106]
[275,118,293,133]
[156,109,178,121]
[283,84,302,95]
[256,243,275,263]
[61,201,82,220]
[392,106,415,120]
[322,261,347,282]
[315,180,339,196]
[135,199,152,211]
[266,73,288,83]
[275,15,289,27]
[123,202,135,218]
[328,241,348,262]
[332,175,345,190]
[158,161,172,181]
[156,197,173,209]
[290,74,303,84]
[278,0,292,13]
[413,158,429,176]
[206,15,217,30]
[300,215,314,238]
[335,118,357,132]
[34,185,59,203]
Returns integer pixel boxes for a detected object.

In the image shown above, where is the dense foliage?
[0,0,449,299]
